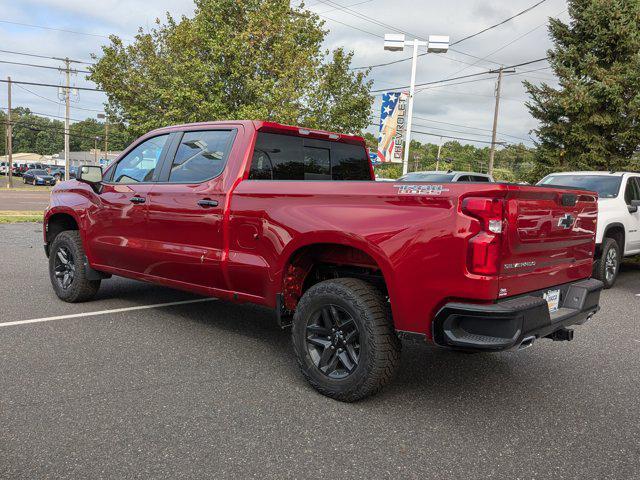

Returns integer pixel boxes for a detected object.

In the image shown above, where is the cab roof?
[147,120,366,146]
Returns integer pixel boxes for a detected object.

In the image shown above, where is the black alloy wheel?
[292,278,401,402]
[49,230,101,302]
[305,304,360,379]
[53,246,76,290]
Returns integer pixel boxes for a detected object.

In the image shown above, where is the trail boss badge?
[394,184,450,195]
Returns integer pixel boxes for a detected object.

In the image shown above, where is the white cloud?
[0,0,567,147]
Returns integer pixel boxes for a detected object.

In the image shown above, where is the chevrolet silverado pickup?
[44,121,603,402]
[539,171,640,288]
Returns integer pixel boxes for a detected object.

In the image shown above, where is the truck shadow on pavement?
[155,293,592,410]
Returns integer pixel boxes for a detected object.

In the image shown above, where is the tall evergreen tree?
[525,0,640,178]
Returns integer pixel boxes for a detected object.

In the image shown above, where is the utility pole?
[105,118,109,160]
[6,76,13,189]
[94,137,98,164]
[63,58,71,181]
[98,113,109,162]
[488,67,515,176]
[435,136,443,171]
[54,56,83,180]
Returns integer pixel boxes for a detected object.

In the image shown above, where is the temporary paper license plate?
[544,289,560,313]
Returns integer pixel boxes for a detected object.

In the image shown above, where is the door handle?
[130,196,146,204]
[197,199,219,208]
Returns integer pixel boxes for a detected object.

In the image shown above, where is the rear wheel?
[594,237,620,288]
[292,278,401,402]
[49,231,101,302]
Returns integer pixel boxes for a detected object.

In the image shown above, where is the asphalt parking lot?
[1,223,639,479]
[0,185,51,211]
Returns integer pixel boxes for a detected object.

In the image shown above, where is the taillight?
[462,197,504,275]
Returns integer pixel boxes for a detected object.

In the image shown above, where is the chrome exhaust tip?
[519,336,536,350]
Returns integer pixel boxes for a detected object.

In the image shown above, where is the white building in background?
[56,150,122,167]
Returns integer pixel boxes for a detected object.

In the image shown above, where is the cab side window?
[111,134,169,184]
[624,177,640,204]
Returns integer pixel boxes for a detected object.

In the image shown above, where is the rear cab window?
[248,132,371,181]
[539,175,623,198]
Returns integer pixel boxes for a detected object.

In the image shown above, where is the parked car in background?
[0,162,8,175]
[13,164,26,176]
[398,170,494,182]
[44,120,603,402]
[47,166,78,181]
[23,169,56,186]
[538,171,640,288]
[49,167,66,181]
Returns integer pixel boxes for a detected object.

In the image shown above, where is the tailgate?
[499,186,598,297]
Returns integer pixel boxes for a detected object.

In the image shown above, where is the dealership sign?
[377,91,408,163]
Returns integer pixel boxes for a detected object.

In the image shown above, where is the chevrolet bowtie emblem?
[558,213,575,229]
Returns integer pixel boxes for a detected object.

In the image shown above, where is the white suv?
[539,172,640,288]
[398,171,494,182]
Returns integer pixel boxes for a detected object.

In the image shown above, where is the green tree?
[525,0,640,179]
[89,0,373,137]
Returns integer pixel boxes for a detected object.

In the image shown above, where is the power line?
[313,0,374,15]
[0,78,103,92]
[0,18,112,39]
[1,106,88,123]
[5,119,102,141]
[315,0,426,40]
[368,121,508,145]
[428,7,566,89]
[411,114,532,143]
[0,48,94,65]
[412,129,504,145]
[370,117,496,140]
[351,0,549,70]
[13,84,105,113]
[451,0,548,47]
[371,57,548,93]
[0,59,92,74]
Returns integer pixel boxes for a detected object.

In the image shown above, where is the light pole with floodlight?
[384,34,449,175]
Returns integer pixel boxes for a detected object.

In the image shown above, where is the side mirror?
[77,165,103,192]
[629,199,640,213]
[77,165,102,184]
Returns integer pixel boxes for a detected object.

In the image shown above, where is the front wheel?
[292,278,401,402]
[49,230,101,302]
[594,238,620,289]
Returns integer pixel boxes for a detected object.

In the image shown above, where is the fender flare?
[275,231,398,314]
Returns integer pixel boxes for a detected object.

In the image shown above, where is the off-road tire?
[292,278,401,402]
[49,230,101,302]
[593,237,620,289]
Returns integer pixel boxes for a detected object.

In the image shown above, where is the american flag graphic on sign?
[377,91,407,163]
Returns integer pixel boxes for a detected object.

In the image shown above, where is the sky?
[0,0,567,149]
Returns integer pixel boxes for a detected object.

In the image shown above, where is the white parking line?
[0,298,217,328]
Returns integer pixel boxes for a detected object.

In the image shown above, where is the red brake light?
[462,197,504,275]
[462,197,503,233]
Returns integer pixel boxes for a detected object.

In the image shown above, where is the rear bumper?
[433,278,603,351]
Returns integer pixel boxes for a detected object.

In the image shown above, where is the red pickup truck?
[44,121,603,401]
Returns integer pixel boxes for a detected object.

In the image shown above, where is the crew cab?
[44,121,603,401]
[539,171,640,288]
